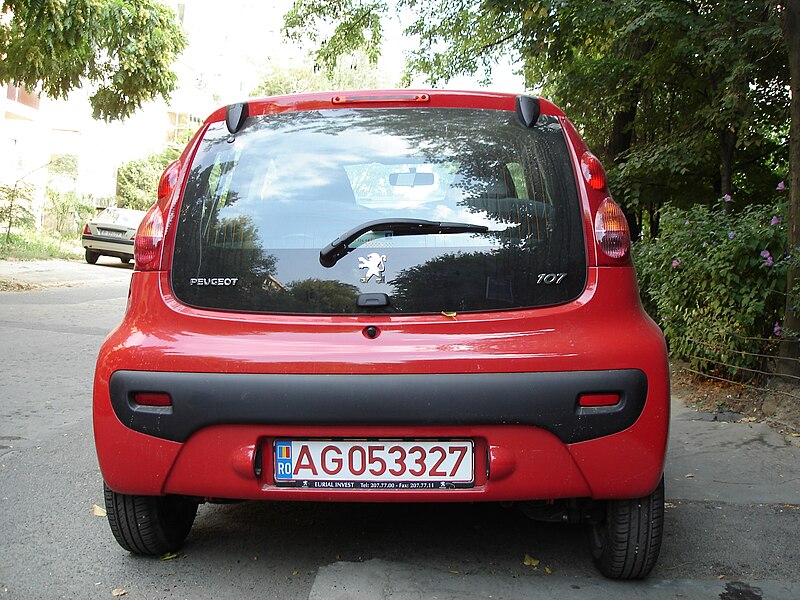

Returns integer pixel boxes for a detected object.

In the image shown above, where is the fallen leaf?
[523,554,540,568]
[441,311,458,320]
[160,552,178,561]
[544,566,553,575]
[291,570,299,576]
[111,589,127,597]
[664,502,677,509]
[449,570,461,574]
[92,504,107,517]
[685,473,695,478]
[718,575,726,580]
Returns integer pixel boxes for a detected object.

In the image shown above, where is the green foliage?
[283,1,788,232]
[284,1,386,73]
[116,146,181,210]
[252,53,390,97]
[0,0,187,120]
[0,229,81,260]
[45,189,95,236]
[0,183,36,242]
[634,202,789,380]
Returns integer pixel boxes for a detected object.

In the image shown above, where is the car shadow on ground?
[182,501,597,578]
[92,259,134,270]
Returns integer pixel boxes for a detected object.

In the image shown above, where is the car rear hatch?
[169,100,587,315]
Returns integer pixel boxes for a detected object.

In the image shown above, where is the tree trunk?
[778,0,800,376]
[718,127,737,202]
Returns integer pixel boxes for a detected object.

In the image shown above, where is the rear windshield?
[171,107,586,314]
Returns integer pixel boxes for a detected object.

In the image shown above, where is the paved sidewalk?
[0,258,132,290]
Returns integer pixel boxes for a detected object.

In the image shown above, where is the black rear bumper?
[109,369,648,444]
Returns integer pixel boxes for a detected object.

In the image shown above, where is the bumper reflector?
[133,392,172,407]
[578,393,620,408]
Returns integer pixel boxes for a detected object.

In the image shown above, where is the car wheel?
[85,249,100,264]
[103,483,198,555]
[589,477,664,579]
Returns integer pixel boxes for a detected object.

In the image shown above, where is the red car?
[94,90,669,579]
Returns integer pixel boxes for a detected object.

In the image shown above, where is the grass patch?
[0,229,82,261]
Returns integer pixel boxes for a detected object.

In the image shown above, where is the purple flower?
[760,250,771,259]
[728,231,735,239]
[672,259,680,268]
[771,216,780,226]
[774,322,781,337]
[689,229,695,236]
[777,181,785,191]
[723,194,732,202]
[761,250,774,266]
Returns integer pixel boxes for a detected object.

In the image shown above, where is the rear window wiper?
[319,218,489,267]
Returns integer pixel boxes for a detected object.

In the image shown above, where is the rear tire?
[85,249,99,264]
[589,477,665,579]
[103,484,198,555]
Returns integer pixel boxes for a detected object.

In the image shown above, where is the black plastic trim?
[516,95,541,127]
[109,370,648,444]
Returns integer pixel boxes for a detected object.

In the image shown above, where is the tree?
[776,0,800,374]
[116,146,180,210]
[252,53,390,97]
[0,182,35,243]
[0,0,187,120]
[283,1,788,238]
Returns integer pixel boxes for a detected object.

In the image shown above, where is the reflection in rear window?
[171,108,586,314]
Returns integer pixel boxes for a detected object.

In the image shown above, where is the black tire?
[85,249,100,264]
[589,477,665,579]
[103,484,198,555]
[120,257,131,264]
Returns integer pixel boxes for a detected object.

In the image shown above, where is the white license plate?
[274,440,474,489]
[98,229,126,238]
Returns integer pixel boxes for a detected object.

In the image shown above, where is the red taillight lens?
[133,392,172,407]
[578,393,620,407]
[594,198,630,259]
[134,203,165,270]
[158,160,180,201]
[82,224,90,235]
[581,152,606,190]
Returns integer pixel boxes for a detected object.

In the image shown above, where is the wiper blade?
[319,218,489,267]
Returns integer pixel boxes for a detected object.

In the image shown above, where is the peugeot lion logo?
[358,253,386,284]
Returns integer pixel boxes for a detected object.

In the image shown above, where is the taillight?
[581,152,606,190]
[82,224,90,235]
[134,203,165,270]
[133,161,181,270]
[594,198,630,259]
[158,160,180,201]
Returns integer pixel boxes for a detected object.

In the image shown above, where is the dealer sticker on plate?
[273,440,474,489]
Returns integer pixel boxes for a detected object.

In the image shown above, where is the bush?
[634,202,788,381]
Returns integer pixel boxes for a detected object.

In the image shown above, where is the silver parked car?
[81,207,146,265]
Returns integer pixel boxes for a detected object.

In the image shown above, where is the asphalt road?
[1,259,799,599]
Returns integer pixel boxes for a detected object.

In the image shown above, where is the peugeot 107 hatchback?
[93,90,669,579]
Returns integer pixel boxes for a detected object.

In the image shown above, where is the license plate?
[274,440,474,489]
[98,229,126,238]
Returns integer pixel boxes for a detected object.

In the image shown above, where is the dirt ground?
[671,361,800,437]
